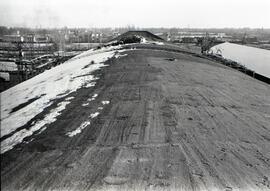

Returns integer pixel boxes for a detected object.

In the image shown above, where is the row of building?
[1,32,115,44]
[155,31,260,44]
[63,29,119,43]
[1,34,52,43]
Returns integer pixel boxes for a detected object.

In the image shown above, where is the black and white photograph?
[0,0,270,190]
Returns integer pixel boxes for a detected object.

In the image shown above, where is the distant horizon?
[1,0,269,29]
[1,25,270,30]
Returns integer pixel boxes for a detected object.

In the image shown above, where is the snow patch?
[65,96,75,101]
[82,103,89,107]
[1,101,71,154]
[87,94,98,102]
[66,121,91,137]
[136,36,164,46]
[102,101,110,105]
[87,98,95,102]
[84,82,96,88]
[153,42,164,45]
[115,54,128,59]
[67,111,101,137]
[37,126,47,135]
[90,112,99,118]
[141,37,147,43]
[1,47,120,139]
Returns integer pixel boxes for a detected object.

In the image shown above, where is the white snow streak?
[0,45,124,153]
[66,121,91,137]
[137,36,164,46]
[115,54,128,59]
[65,97,75,101]
[66,111,101,137]
[84,82,96,88]
[1,48,118,137]
[90,112,100,119]
[1,101,70,153]
[82,103,89,107]
[102,101,110,105]
[87,93,98,102]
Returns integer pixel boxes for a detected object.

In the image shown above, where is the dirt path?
[1,48,270,191]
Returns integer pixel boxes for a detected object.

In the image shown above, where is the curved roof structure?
[1,41,270,191]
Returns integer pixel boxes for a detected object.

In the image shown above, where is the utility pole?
[13,40,24,81]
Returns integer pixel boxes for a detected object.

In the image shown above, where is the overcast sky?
[0,0,269,28]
